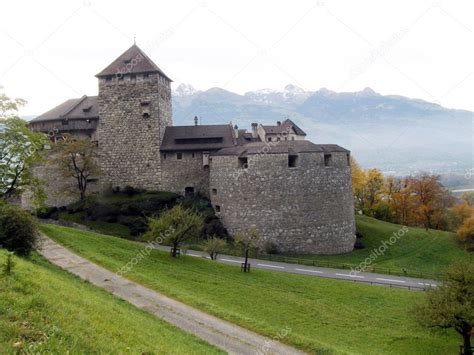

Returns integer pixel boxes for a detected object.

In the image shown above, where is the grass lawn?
[0,249,222,354]
[289,216,471,278]
[41,224,461,355]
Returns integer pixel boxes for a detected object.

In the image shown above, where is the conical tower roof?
[96,44,172,81]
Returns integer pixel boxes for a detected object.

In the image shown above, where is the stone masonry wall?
[97,73,172,191]
[22,149,101,208]
[209,151,355,254]
[160,151,210,198]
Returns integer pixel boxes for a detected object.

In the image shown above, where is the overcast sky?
[1,0,473,116]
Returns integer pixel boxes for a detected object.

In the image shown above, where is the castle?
[29,44,356,254]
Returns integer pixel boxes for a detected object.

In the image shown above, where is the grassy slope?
[41,224,459,355]
[0,250,221,354]
[292,216,470,277]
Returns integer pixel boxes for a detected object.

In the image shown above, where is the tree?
[0,94,47,200]
[407,174,453,231]
[0,204,38,256]
[457,215,474,251]
[351,158,366,213]
[52,136,99,200]
[352,167,385,216]
[450,203,474,231]
[386,178,415,225]
[414,261,474,355]
[235,226,263,272]
[146,205,203,257]
[204,236,226,260]
[461,192,474,207]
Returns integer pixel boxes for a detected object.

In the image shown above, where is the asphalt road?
[153,245,439,291]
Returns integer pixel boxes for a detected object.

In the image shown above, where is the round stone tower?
[209,141,356,255]
[96,44,172,191]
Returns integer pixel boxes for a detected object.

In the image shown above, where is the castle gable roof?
[214,140,349,156]
[29,95,98,123]
[161,124,235,152]
[261,119,306,136]
[96,44,172,80]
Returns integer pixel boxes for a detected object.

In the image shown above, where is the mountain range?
[172,84,473,177]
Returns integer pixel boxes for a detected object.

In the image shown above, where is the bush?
[0,204,38,255]
[203,217,229,240]
[264,241,280,254]
[457,215,474,251]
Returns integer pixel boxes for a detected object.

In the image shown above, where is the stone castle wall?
[160,151,210,198]
[97,73,172,191]
[22,149,101,208]
[209,151,355,254]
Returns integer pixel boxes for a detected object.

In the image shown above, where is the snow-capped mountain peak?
[173,83,198,97]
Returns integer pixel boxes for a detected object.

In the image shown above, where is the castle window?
[177,152,182,160]
[140,101,150,118]
[288,155,298,168]
[192,153,195,158]
[346,154,350,166]
[324,154,332,167]
[212,188,217,195]
[238,157,248,169]
[267,137,272,142]
[277,137,281,142]
[185,186,194,196]
[215,205,221,213]
[143,74,149,80]
[105,76,112,82]
[291,136,295,141]
[163,153,167,159]
[62,119,69,126]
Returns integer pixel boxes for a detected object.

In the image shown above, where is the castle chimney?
[251,123,258,138]
[234,124,239,138]
[194,116,198,126]
[277,121,281,126]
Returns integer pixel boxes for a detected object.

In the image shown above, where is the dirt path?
[38,236,306,355]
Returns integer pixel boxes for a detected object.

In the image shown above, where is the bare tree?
[235,226,263,272]
[53,137,99,200]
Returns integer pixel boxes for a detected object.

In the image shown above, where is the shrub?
[203,217,229,239]
[36,206,59,219]
[2,251,15,275]
[204,236,227,260]
[457,215,474,251]
[264,241,280,254]
[0,204,38,255]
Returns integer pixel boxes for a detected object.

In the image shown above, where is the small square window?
[238,157,248,169]
[324,154,332,166]
[105,76,112,82]
[163,153,167,159]
[212,188,217,195]
[177,152,182,160]
[288,155,298,168]
[267,137,272,142]
[192,153,195,158]
[215,205,221,212]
